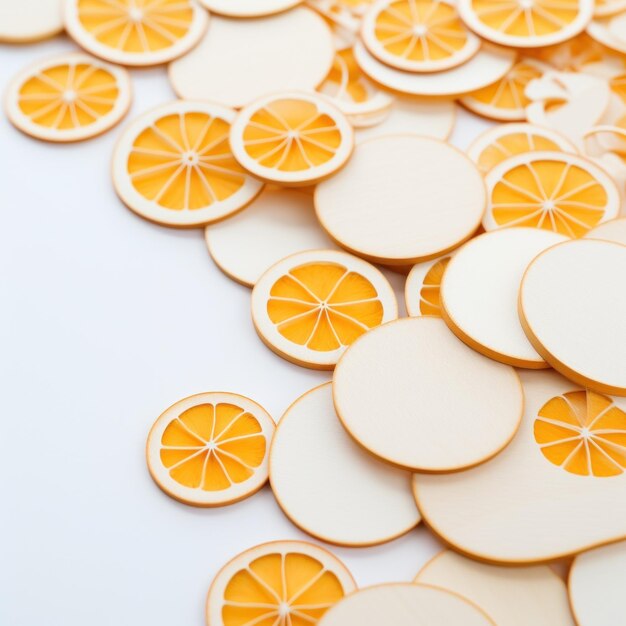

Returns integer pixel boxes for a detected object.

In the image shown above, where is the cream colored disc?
[112,101,264,228]
[441,228,569,369]
[205,189,337,287]
[198,0,303,17]
[251,249,398,369]
[404,254,453,317]
[269,383,420,546]
[353,39,516,97]
[0,0,62,42]
[416,550,574,626]
[585,217,626,245]
[569,540,626,626]
[413,369,626,563]
[318,583,495,626]
[315,135,485,265]
[169,8,334,108]
[520,239,626,395]
[333,317,523,472]
[588,11,626,54]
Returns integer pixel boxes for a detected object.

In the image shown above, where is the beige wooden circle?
[318,583,496,626]
[441,228,569,369]
[458,0,594,49]
[353,39,516,97]
[520,238,626,395]
[415,551,575,626]
[404,253,453,318]
[270,383,420,546]
[198,0,302,17]
[361,0,480,74]
[229,92,355,186]
[0,0,62,42]
[168,8,334,108]
[205,189,337,287]
[146,392,275,507]
[64,0,208,67]
[112,100,264,228]
[585,217,626,245]
[5,53,131,143]
[588,11,626,54]
[333,317,523,472]
[315,135,485,265]
[251,249,398,369]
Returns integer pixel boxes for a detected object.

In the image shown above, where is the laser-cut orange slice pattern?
[535,390,626,477]
[418,257,450,316]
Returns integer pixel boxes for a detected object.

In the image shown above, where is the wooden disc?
[315,135,485,265]
[318,583,495,626]
[270,383,420,546]
[588,11,626,54]
[441,228,569,369]
[413,369,626,563]
[416,550,575,626]
[520,239,626,395]
[585,217,626,245]
[198,0,303,17]
[333,317,523,472]
[169,8,334,108]
[0,0,62,42]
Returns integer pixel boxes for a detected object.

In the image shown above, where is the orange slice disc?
[361,0,480,73]
[458,0,593,49]
[230,92,354,186]
[5,53,131,143]
[112,101,263,228]
[404,254,452,317]
[64,0,208,67]
[467,123,578,175]
[146,392,275,507]
[483,151,620,237]
[0,0,63,42]
[206,540,356,626]
[198,0,303,17]
[251,249,398,369]
[526,32,606,70]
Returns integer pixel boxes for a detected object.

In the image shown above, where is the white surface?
[0,37,488,626]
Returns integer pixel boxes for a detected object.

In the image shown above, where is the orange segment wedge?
[146,392,275,506]
[405,255,451,317]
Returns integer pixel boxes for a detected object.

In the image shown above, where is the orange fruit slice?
[405,255,452,317]
[230,92,354,186]
[64,0,208,67]
[112,101,263,228]
[534,390,626,477]
[467,123,578,175]
[460,59,545,121]
[146,392,275,507]
[526,33,606,70]
[251,249,397,369]
[361,0,480,73]
[6,53,131,142]
[596,0,626,16]
[458,0,593,48]
[206,540,356,626]
[483,151,620,237]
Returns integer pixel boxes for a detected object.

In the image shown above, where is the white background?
[0,36,491,626]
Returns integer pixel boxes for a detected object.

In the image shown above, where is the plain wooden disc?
[585,217,626,245]
[0,0,62,42]
[520,239,626,395]
[269,383,420,546]
[315,135,485,265]
[441,228,569,369]
[333,317,523,472]
[198,0,302,17]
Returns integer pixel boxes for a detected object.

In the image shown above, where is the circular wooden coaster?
[520,238,626,395]
[585,217,626,245]
[315,135,485,265]
[0,0,62,42]
[198,0,303,17]
[333,317,523,472]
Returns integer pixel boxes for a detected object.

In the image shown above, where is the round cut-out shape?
[315,135,485,265]
[198,0,302,16]
[64,0,208,67]
[112,100,263,228]
[206,540,356,626]
[205,189,337,287]
[404,254,453,318]
[169,9,334,109]
[230,92,354,186]
[318,583,495,626]
[333,317,523,472]
[588,11,626,54]
[0,0,62,42]
[415,551,575,626]
[251,249,398,369]
[585,217,626,245]
[353,39,516,96]
[146,392,275,507]
[270,383,420,546]
[520,238,626,395]
[361,0,480,73]
[458,0,594,48]
[441,228,569,368]
[5,53,131,143]
[483,151,620,237]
